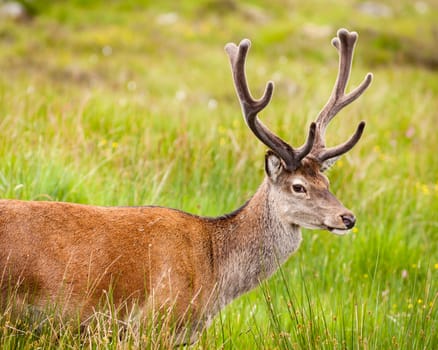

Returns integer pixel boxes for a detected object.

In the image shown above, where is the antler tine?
[225,39,316,170]
[225,40,274,117]
[318,121,365,162]
[311,29,373,163]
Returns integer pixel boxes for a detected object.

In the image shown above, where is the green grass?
[0,0,437,348]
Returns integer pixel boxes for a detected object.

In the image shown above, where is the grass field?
[0,0,437,348]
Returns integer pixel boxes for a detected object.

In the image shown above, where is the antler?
[310,28,373,164]
[225,39,316,171]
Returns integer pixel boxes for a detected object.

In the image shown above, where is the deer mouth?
[327,227,351,235]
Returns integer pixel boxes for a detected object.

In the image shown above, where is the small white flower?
[102,45,112,56]
[207,98,218,110]
[175,90,186,101]
[127,81,137,91]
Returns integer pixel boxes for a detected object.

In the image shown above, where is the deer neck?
[212,178,302,308]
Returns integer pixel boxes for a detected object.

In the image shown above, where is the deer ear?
[320,156,340,172]
[265,150,285,182]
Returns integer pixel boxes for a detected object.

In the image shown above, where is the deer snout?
[340,213,356,229]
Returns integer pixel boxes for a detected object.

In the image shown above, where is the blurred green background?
[0,0,437,348]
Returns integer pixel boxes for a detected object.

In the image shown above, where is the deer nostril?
[341,214,356,229]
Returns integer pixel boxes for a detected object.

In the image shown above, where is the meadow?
[0,0,437,348]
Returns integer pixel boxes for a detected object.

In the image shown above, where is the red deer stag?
[0,29,372,343]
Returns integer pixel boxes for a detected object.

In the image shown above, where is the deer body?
[0,29,372,343]
[0,199,217,318]
[0,177,303,324]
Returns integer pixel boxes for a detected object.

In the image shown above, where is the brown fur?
[0,201,216,325]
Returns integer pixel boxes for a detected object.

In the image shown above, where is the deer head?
[225,29,372,235]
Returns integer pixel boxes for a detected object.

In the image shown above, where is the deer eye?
[292,184,306,194]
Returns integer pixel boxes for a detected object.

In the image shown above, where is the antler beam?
[225,39,316,171]
[311,29,373,163]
